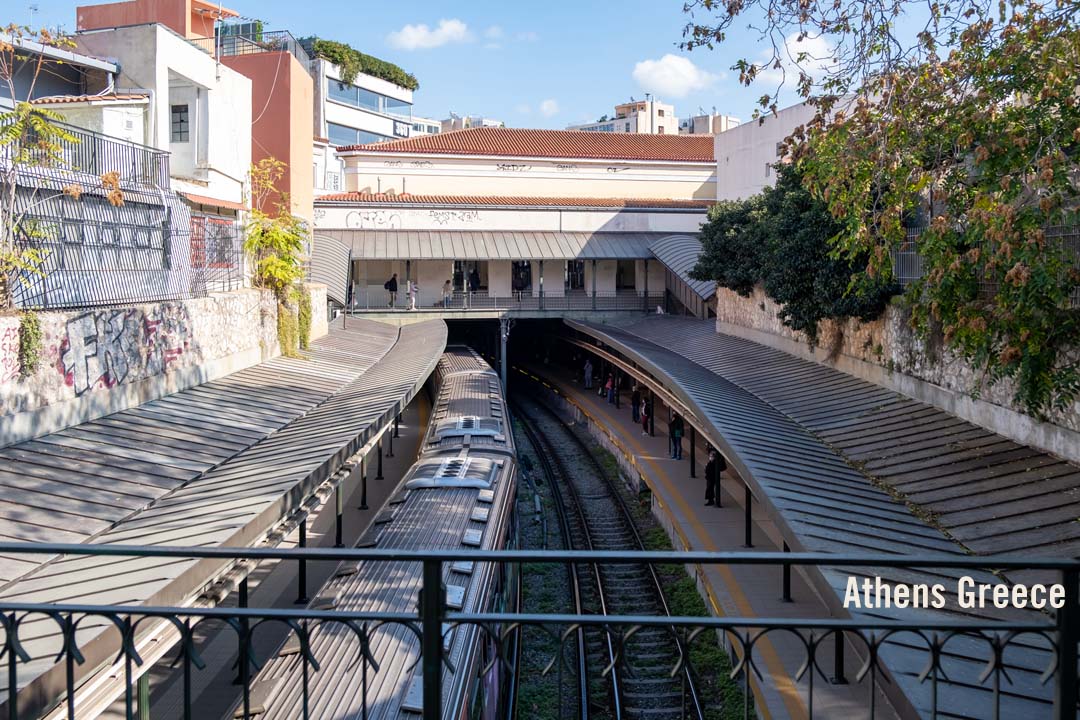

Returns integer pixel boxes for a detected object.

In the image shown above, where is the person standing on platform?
[442,279,453,308]
[640,398,650,437]
[631,385,641,422]
[605,374,615,404]
[408,280,419,310]
[385,273,398,307]
[671,414,685,460]
[584,358,593,389]
[704,449,726,506]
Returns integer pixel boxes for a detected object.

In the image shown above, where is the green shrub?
[277,301,300,358]
[297,288,312,351]
[307,38,419,90]
[17,310,42,377]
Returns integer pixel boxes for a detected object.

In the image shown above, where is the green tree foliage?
[799,6,1080,416]
[17,309,42,377]
[307,38,419,91]
[297,287,312,351]
[692,165,896,344]
[245,158,306,300]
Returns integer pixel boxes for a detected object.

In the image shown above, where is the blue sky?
[20,0,816,127]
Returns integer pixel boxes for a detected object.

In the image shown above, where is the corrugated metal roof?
[648,234,714,300]
[567,316,1063,718]
[320,230,664,260]
[309,233,351,305]
[2,319,448,713]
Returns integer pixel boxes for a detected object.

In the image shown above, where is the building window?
[327,78,412,119]
[170,104,189,142]
[657,126,665,134]
[657,109,665,117]
[765,163,771,177]
[776,141,784,157]
[327,122,393,147]
[625,122,631,132]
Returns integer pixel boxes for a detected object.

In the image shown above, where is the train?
[240,344,519,720]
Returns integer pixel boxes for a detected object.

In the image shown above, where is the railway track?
[513,393,706,720]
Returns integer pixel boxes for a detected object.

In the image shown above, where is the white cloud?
[484,25,503,39]
[539,99,559,117]
[515,103,532,115]
[632,54,718,99]
[755,33,837,87]
[516,31,538,42]
[387,19,471,50]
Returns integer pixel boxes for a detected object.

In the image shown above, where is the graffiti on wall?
[57,305,192,396]
[0,326,19,384]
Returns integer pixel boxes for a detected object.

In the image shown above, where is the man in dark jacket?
[631,386,641,422]
[384,273,398,307]
[671,414,685,459]
[704,449,726,506]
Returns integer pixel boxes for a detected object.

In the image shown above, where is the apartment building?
[568,98,679,134]
[679,112,741,135]
[713,100,817,200]
[441,113,505,132]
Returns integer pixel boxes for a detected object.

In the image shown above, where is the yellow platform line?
[520,367,809,720]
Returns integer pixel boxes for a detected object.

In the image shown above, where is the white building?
[304,41,416,195]
[75,23,253,214]
[713,101,818,200]
[568,99,679,135]
[679,112,741,135]
[441,113,505,133]
[411,115,442,136]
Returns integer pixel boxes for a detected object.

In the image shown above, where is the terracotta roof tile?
[315,193,713,209]
[336,127,714,162]
[31,93,149,104]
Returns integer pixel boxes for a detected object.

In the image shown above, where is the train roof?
[425,347,513,456]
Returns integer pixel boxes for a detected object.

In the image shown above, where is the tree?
[692,164,896,344]
[0,25,124,310]
[682,0,1080,416]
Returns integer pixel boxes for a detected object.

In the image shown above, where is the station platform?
[517,362,896,720]
[542,314,1075,718]
[0,317,448,718]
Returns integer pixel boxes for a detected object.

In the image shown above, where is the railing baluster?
[421,559,445,720]
[7,614,17,720]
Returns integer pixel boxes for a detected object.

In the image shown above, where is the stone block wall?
[714,285,1080,463]
[0,283,330,446]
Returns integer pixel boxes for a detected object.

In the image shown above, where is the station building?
[310,127,718,319]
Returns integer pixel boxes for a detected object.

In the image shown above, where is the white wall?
[314,205,706,234]
[75,24,252,205]
[713,101,817,201]
[489,261,511,296]
[634,259,665,293]
[416,260,453,307]
[583,260,618,295]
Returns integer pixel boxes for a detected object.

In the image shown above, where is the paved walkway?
[520,362,900,720]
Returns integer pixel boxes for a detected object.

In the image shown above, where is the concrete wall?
[0,284,328,447]
[584,260,618,295]
[315,205,707,235]
[340,152,716,200]
[634,259,665,293]
[489,261,511,296]
[715,285,1080,464]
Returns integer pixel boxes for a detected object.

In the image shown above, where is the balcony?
[188,29,312,68]
[347,288,668,318]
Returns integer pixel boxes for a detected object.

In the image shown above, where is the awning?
[319,230,665,260]
[649,234,714,300]
[180,192,247,212]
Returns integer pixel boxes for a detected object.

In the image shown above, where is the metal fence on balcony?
[348,288,667,313]
[188,29,312,67]
[0,542,1076,720]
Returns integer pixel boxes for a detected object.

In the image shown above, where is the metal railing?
[0,542,1076,720]
[188,30,311,67]
[348,289,667,313]
[0,118,170,192]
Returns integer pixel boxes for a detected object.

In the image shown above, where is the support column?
[830,631,848,685]
[648,388,655,436]
[500,317,514,391]
[689,427,696,478]
[539,260,544,310]
[394,414,400,438]
[295,517,309,604]
[376,438,384,479]
[743,483,753,548]
[643,258,649,312]
[359,457,368,510]
[591,259,597,311]
[781,541,792,602]
[334,485,344,548]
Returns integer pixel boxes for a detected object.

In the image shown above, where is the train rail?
[513,393,706,720]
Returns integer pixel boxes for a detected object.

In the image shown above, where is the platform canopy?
[648,234,714,301]
[316,230,665,261]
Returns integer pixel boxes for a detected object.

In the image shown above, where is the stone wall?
[714,285,1080,463]
[0,283,329,446]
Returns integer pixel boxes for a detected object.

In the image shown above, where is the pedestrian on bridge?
[704,449,726,506]
[442,279,453,308]
[384,273,398,307]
